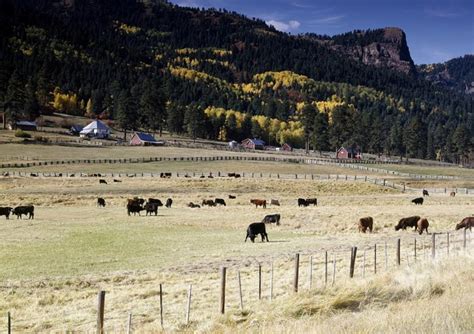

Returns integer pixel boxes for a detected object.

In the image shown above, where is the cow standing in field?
[127,203,144,216]
[270,199,280,206]
[422,190,429,196]
[97,198,106,207]
[0,207,12,219]
[145,202,158,216]
[215,198,226,206]
[416,218,429,235]
[245,222,269,242]
[165,198,173,208]
[228,195,236,199]
[412,197,424,205]
[395,216,421,231]
[306,198,318,206]
[202,199,216,207]
[99,179,107,184]
[298,198,308,207]
[456,217,474,231]
[250,199,266,208]
[358,217,373,233]
[450,192,456,197]
[12,206,34,219]
[147,198,163,207]
[262,214,281,225]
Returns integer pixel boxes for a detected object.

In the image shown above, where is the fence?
[2,230,471,332]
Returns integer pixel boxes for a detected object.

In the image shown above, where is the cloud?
[425,8,461,18]
[175,0,203,8]
[266,19,301,32]
[310,15,345,24]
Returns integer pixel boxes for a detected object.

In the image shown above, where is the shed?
[79,120,110,139]
[336,146,362,159]
[12,121,37,131]
[130,132,165,146]
[241,138,265,150]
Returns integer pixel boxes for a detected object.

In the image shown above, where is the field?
[0,142,473,332]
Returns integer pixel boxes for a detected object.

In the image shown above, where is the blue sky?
[169,0,474,64]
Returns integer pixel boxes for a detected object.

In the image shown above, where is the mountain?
[0,0,472,163]
[418,55,474,95]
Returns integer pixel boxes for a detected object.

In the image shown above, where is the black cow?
[298,198,308,207]
[145,202,158,216]
[160,173,172,178]
[412,197,424,205]
[215,198,226,206]
[306,198,318,206]
[97,198,106,207]
[187,202,201,208]
[422,190,429,197]
[262,214,281,225]
[148,198,163,207]
[228,195,236,199]
[202,199,216,207]
[0,207,12,219]
[245,222,269,243]
[113,179,122,183]
[99,179,107,184]
[165,198,173,208]
[127,203,144,216]
[395,216,421,231]
[12,206,34,219]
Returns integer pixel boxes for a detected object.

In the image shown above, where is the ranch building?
[130,132,165,146]
[241,138,265,150]
[280,143,292,151]
[336,146,362,159]
[8,120,37,131]
[79,120,110,139]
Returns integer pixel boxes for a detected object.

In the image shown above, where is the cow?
[187,202,201,208]
[99,179,107,184]
[69,174,75,177]
[456,217,474,231]
[412,197,424,205]
[234,174,241,178]
[144,202,158,216]
[165,198,173,208]
[228,173,236,177]
[245,222,269,243]
[395,216,421,231]
[358,217,373,233]
[97,198,106,207]
[128,198,145,206]
[160,172,172,178]
[422,189,429,197]
[202,199,216,207]
[215,198,226,206]
[127,203,144,216]
[250,199,266,208]
[416,218,429,235]
[262,214,281,225]
[113,179,122,183]
[12,206,34,219]
[270,199,280,206]
[0,207,12,219]
[30,173,38,177]
[228,195,236,199]
[147,198,163,207]
[306,198,318,206]
[450,192,456,197]
[298,198,308,207]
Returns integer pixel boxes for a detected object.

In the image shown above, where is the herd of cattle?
[0,206,35,219]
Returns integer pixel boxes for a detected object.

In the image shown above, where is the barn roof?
[243,138,265,146]
[80,120,109,134]
[134,132,157,143]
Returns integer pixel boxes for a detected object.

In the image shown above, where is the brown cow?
[456,217,474,231]
[450,192,456,197]
[358,217,373,233]
[395,216,421,231]
[250,199,266,208]
[416,218,429,235]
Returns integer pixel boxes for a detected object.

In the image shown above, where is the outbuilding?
[79,120,110,139]
[130,132,165,146]
[336,146,362,159]
[241,138,265,150]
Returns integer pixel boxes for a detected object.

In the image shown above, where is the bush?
[14,130,32,138]
[34,135,49,143]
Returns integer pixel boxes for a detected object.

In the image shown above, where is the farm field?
[0,167,472,332]
[361,162,474,179]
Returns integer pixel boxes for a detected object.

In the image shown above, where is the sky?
[169,0,474,64]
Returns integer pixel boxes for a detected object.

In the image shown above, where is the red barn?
[280,143,293,151]
[130,132,165,146]
[337,146,362,159]
[241,138,265,150]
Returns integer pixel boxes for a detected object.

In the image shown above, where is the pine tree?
[140,79,167,136]
[24,79,40,120]
[116,89,138,140]
[312,111,329,155]
[5,70,25,124]
[184,104,206,140]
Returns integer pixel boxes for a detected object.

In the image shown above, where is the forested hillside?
[0,0,472,162]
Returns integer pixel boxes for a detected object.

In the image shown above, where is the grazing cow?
[456,217,474,231]
[450,192,456,197]
[99,179,107,184]
[228,173,236,177]
[97,198,106,207]
[215,198,226,206]
[165,198,173,208]
[416,218,429,235]
[12,206,34,219]
[422,189,429,196]
[395,216,421,231]
[30,173,38,177]
[228,195,236,199]
[245,222,269,243]
[270,199,280,206]
[358,217,373,233]
[0,207,12,219]
[127,203,144,216]
[298,198,308,207]
[306,198,318,206]
[147,198,163,207]
[202,199,216,207]
[250,199,266,208]
[69,174,75,177]
[160,172,172,178]
[411,197,424,205]
[145,202,158,216]
[234,174,241,178]
[113,179,122,183]
[187,202,201,208]
[262,214,281,225]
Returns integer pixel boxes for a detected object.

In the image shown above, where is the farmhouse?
[336,146,362,159]
[130,132,165,146]
[241,138,265,150]
[79,120,110,139]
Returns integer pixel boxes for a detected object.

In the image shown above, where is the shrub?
[34,135,49,143]
[14,130,32,138]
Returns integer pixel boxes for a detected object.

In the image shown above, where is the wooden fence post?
[159,284,163,328]
[97,290,106,334]
[7,312,11,334]
[349,247,357,278]
[374,244,377,274]
[270,262,274,301]
[309,255,313,289]
[362,249,366,278]
[324,251,328,286]
[258,264,262,300]
[238,271,244,310]
[293,254,300,292]
[432,233,436,259]
[220,267,227,314]
[414,238,417,261]
[396,239,401,266]
[127,312,132,334]
[186,284,192,325]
